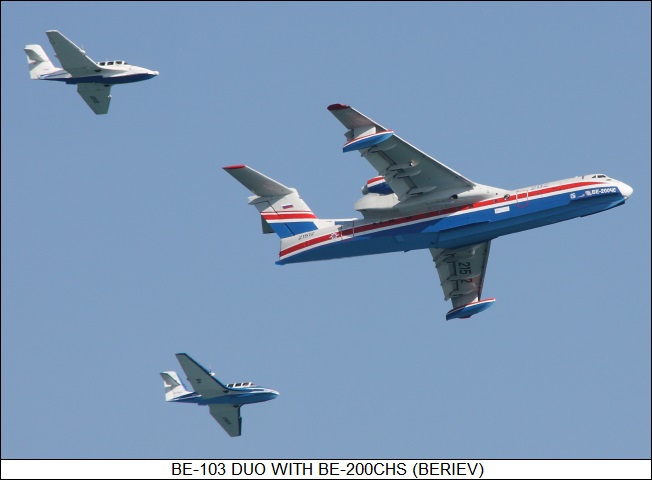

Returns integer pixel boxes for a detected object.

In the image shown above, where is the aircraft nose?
[620,183,633,199]
[152,70,160,76]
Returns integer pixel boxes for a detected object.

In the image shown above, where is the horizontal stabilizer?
[24,44,50,63]
[161,371,181,387]
[224,165,293,197]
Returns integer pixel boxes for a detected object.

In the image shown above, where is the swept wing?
[328,104,477,201]
[209,405,242,437]
[175,353,230,399]
[430,242,494,320]
[329,104,496,318]
[77,84,111,115]
[46,30,99,76]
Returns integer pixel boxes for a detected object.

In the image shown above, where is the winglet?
[327,103,350,111]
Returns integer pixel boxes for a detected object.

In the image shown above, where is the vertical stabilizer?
[224,165,334,238]
[24,44,59,79]
[160,371,192,401]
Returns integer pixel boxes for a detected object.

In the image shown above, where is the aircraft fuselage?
[38,67,158,85]
[277,175,632,264]
[170,389,280,406]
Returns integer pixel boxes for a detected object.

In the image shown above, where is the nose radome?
[620,183,633,199]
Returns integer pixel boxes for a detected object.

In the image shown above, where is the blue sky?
[2,2,650,460]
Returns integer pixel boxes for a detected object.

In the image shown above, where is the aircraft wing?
[209,404,242,437]
[46,30,99,76]
[430,241,492,317]
[328,104,476,201]
[175,353,230,399]
[77,84,111,115]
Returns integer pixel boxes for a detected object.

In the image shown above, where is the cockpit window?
[227,382,255,388]
[99,60,127,66]
[591,174,607,179]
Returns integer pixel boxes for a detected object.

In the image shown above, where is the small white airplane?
[24,30,159,114]
[161,353,279,437]
[225,104,634,320]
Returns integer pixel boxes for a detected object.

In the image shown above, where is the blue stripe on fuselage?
[43,73,156,85]
[171,390,277,405]
[271,221,318,238]
[277,189,627,264]
[200,391,278,405]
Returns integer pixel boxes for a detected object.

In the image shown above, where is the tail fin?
[160,371,192,401]
[24,44,58,79]
[224,165,334,238]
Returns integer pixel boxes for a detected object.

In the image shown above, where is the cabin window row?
[98,60,128,66]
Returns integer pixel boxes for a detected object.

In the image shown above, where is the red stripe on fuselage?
[282,231,342,257]
[279,181,605,259]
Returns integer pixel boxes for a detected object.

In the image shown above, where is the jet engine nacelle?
[362,176,393,195]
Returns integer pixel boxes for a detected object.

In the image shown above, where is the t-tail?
[160,371,192,401]
[224,165,336,239]
[24,44,60,79]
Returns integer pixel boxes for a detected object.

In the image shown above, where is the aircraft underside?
[173,392,278,406]
[42,73,157,85]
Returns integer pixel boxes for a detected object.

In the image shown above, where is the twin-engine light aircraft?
[24,30,158,114]
[161,353,279,437]
[225,104,633,320]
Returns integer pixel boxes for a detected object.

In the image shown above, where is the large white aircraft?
[161,353,279,437]
[24,30,159,114]
[225,104,633,320]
